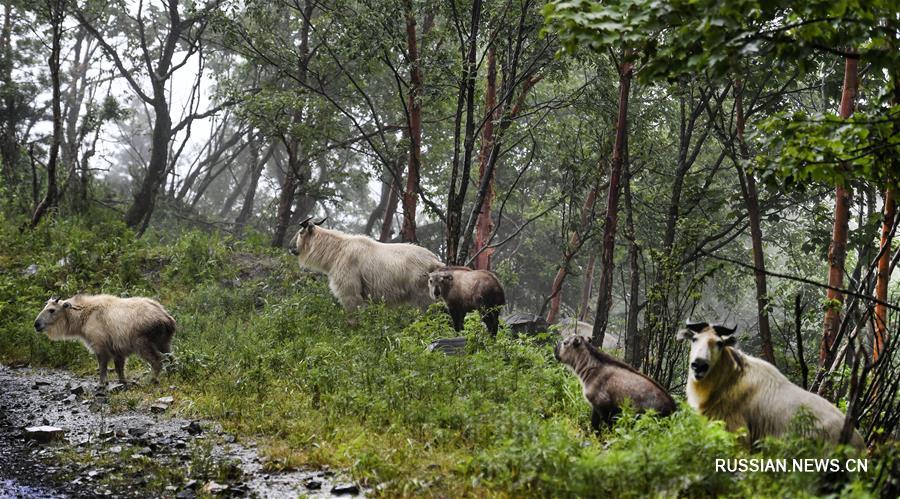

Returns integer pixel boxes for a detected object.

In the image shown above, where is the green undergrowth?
[0,212,886,497]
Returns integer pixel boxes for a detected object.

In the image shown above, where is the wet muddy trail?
[0,364,360,498]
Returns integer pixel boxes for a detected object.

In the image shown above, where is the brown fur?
[679,325,866,449]
[34,295,176,387]
[428,266,506,335]
[555,335,676,430]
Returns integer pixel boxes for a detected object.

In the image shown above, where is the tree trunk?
[624,160,641,368]
[30,0,64,227]
[0,2,19,184]
[546,184,600,323]
[473,46,497,270]
[365,175,392,236]
[235,141,273,231]
[874,188,895,361]
[400,0,423,243]
[820,56,857,367]
[380,157,404,242]
[125,101,172,232]
[591,56,632,347]
[578,253,596,321]
[734,76,776,365]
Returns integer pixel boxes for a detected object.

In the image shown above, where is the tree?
[75,0,229,234]
[819,56,857,368]
[29,0,64,227]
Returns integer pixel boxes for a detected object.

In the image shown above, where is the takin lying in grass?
[427,266,506,335]
[677,321,865,449]
[290,217,442,316]
[33,295,175,388]
[555,335,676,431]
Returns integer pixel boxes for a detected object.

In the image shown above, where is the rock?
[184,421,203,435]
[127,426,148,437]
[503,312,549,336]
[65,394,77,403]
[107,382,126,392]
[150,403,169,414]
[222,434,235,443]
[331,483,360,495]
[24,426,65,443]
[70,385,85,396]
[156,396,175,404]
[175,490,195,499]
[305,479,322,490]
[200,481,228,494]
[109,445,123,454]
[56,257,67,267]
[31,380,50,389]
[427,337,467,355]
[183,479,198,490]
[23,263,39,276]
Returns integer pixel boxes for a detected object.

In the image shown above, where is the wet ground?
[0,364,361,498]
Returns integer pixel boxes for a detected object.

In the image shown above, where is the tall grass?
[0,212,883,496]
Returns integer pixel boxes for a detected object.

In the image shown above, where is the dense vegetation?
[0,213,890,496]
[1,0,898,496]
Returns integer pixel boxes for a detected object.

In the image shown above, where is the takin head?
[289,216,328,256]
[676,320,737,382]
[427,271,453,300]
[33,297,72,338]
[554,334,589,366]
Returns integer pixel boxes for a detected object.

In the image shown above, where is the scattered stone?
[31,380,50,389]
[222,434,236,443]
[56,257,68,267]
[331,483,360,495]
[305,479,322,490]
[107,382,126,392]
[183,479,198,490]
[24,425,65,443]
[109,445,123,454]
[150,403,169,414]
[23,263,39,276]
[427,337,467,355]
[156,396,175,404]
[184,421,203,435]
[65,394,77,403]
[128,426,148,438]
[201,481,228,494]
[70,385,85,396]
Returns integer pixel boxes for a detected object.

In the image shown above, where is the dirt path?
[0,364,360,498]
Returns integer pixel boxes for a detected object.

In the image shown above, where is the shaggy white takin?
[33,295,176,387]
[290,217,443,314]
[677,321,865,449]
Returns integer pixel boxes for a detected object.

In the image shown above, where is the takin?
[555,334,676,431]
[290,217,443,314]
[677,321,865,449]
[427,266,506,335]
[33,295,176,387]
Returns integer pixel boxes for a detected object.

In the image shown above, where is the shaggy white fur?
[291,223,443,313]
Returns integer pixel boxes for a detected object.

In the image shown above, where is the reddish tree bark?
[473,46,497,270]
[591,57,633,346]
[874,188,895,361]
[820,56,858,367]
[734,76,776,365]
[578,253,596,321]
[546,185,599,323]
[400,0,423,243]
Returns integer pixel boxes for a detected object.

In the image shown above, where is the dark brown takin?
[427,266,506,335]
[555,335,676,430]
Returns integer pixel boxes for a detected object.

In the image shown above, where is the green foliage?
[0,218,888,496]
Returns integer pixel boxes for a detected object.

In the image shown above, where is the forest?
[0,0,898,497]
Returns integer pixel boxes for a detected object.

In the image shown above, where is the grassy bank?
[0,212,888,497]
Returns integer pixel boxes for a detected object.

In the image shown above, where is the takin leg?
[96,353,110,388]
[113,356,127,384]
[330,274,365,323]
[137,341,164,383]
[481,308,500,336]
[591,406,608,433]
[450,309,465,332]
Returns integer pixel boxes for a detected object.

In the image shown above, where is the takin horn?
[712,324,737,335]
[314,217,328,226]
[685,320,708,332]
[299,216,314,228]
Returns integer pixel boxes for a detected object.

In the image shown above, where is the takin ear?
[62,301,71,309]
[676,329,695,341]
[718,334,737,347]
